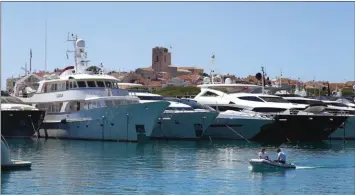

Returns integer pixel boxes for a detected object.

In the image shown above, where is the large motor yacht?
[11,34,169,142]
[119,85,218,140]
[1,91,45,138]
[193,76,348,142]
[166,98,274,141]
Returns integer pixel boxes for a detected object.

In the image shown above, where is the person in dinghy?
[273,148,286,164]
[258,148,270,160]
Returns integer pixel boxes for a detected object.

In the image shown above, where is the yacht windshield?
[259,96,290,103]
[137,96,165,100]
[325,102,349,107]
[208,86,254,94]
[164,97,215,111]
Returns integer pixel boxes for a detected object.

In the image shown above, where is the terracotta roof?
[137,66,153,71]
[178,67,203,70]
[177,68,191,73]
[145,81,162,87]
[175,74,200,82]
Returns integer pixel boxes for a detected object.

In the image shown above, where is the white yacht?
[118,85,218,140]
[166,98,274,141]
[193,76,348,142]
[11,35,169,142]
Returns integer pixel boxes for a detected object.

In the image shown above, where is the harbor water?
[2,139,355,195]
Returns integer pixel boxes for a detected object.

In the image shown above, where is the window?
[238,96,264,102]
[77,81,87,88]
[166,107,194,111]
[202,91,219,97]
[259,96,289,103]
[70,81,78,89]
[87,81,96,88]
[137,96,164,100]
[96,81,105,87]
[105,81,112,88]
[252,107,287,113]
[156,56,159,62]
[216,106,243,112]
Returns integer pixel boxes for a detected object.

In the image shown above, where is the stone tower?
[152,47,171,73]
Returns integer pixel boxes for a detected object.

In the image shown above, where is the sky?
[1,2,354,89]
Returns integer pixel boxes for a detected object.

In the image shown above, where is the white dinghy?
[1,137,32,170]
[249,159,296,171]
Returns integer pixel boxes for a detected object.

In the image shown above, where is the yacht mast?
[261,66,265,94]
[210,54,215,84]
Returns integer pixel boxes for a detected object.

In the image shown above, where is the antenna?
[30,49,32,73]
[261,66,264,91]
[25,62,27,76]
[44,15,47,72]
[210,54,215,84]
[280,69,282,88]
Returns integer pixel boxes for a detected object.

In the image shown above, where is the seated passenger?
[258,148,269,160]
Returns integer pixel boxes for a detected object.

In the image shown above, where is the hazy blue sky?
[1,2,354,89]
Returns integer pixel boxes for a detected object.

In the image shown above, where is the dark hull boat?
[1,91,45,138]
[1,110,45,138]
[251,114,348,143]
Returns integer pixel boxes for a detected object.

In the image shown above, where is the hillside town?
[5,46,355,96]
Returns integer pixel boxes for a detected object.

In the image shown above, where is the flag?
[170,45,172,49]
[211,54,215,59]
[66,53,69,59]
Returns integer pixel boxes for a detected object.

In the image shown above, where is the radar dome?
[203,77,211,84]
[225,78,232,84]
[76,39,85,49]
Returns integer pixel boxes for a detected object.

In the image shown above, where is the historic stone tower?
[152,47,171,73]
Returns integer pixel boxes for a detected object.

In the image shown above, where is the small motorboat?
[1,136,31,170]
[249,159,296,171]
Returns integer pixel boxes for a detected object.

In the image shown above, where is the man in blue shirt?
[274,148,286,164]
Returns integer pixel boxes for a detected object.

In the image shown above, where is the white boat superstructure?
[194,84,306,115]
[11,34,169,142]
[120,86,218,139]
[168,98,274,141]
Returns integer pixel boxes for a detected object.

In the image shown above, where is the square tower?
[152,47,171,73]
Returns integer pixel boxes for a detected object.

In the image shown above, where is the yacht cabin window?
[238,96,264,102]
[77,81,87,88]
[96,81,105,87]
[105,81,112,88]
[202,91,219,97]
[87,81,97,88]
[259,96,290,103]
[69,81,78,89]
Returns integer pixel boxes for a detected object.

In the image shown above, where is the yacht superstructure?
[11,34,169,142]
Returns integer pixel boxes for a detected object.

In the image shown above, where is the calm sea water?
[2,138,355,195]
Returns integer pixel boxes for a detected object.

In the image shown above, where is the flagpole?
[30,49,32,73]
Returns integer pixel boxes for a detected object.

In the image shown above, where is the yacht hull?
[329,115,355,140]
[39,102,169,142]
[202,114,273,140]
[150,111,218,140]
[1,110,45,138]
[251,114,348,143]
